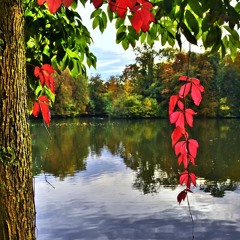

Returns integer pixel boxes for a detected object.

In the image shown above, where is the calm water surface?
[32,118,240,240]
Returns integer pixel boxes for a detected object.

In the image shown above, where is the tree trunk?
[0,0,36,239]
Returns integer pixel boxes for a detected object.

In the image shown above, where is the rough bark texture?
[0,0,36,239]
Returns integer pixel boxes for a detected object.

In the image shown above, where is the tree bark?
[0,0,36,239]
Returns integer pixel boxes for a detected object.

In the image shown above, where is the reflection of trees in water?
[32,118,240,196]
[199,180,239,197]
[31,119,89,179]
[133,166,178,194]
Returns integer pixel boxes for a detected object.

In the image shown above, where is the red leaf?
[169,95,179,116]
[179,171,189,187]
[41,64,55,74]
[179,171,197,188]
[189,172,197,187]
[34,64,55,93]
[130,10,142,33]
[32,102,40,117]
[175,140,189,168]
[175,140,186,156]
[108,0,134,18]
[188,139,199,158]
[38,0,74,13]
[130,0,154,33]
[179,83,191,98]
[171,126,186,147]
[39,96,51,126]
[170,111,183,127]
[92,0,104,8]
[178,75,188,81]
[62,0,74,7]
[185,108,197,127]
[191,83,204,106]
[177,190,187,205]
[38,0,61,13]
[177,189,193,205]
[179,76,204,106]
[175,139,198,168]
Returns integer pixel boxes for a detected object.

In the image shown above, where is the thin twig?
[186,193,194,239]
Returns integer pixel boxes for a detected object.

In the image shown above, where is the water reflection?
[32,118,240,240]
[32,118,240,196]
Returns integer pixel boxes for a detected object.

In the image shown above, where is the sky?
[78,3,136,80]
[77,3,204,81]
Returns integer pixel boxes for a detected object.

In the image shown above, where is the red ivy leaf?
[108,0,134,18]
[170,108,196,129]
[171,126,186,147]
[92,0,104,8]
[32,101,40,117]
[185,108,197,127]
[32,96,51,127]
[39,96,51,127]
[38,0,74,13]
[179,82,191,98]
[180,171,197,188]
[62,0,74,7]
[34,64,55,93]
[175,139,198,168]
[170,111,185,129]
[177,190,187,204]
[169,94,179,116]
[179,76,204,106]
[191,83,204,106]
[177,189,193,205]
[130,0,155,33]
[188,139,199,158]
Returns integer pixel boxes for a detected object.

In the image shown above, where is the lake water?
[32,118,240,240]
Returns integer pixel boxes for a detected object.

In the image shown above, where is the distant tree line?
[51,46,240,118]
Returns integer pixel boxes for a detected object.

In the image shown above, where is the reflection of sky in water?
[35,148,240,240]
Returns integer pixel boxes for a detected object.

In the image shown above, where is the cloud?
[88,47,135,80]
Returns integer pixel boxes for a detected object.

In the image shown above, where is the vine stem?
[186,193,194,239]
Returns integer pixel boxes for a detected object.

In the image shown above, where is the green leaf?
[66,48,79,59]
[161,29,167,46]
[44,85,55,103]
[107,6,114,21]
[92,16,100,29]
[164,0,173,14]
[71,0,78,10]
[116,31,126,44]
[70,60,80,78]
[204,26,221,48]
[180,22,197,45]
[60,53,69,71]
[34,85,43,97]
[115,17,124,29]
[101,11,107,27]
[176,32,182,50]
[185,10,199,35]
[51,56,61,75]
[140,32,147,44]
[90,8,102,19]
[188,0,203,18]
[202,15,211,32]
[43,45,50,57]
[122,39,129,50]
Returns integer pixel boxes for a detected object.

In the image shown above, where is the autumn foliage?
[32,64,55,126]
[38,0,155,33]
[169,76,204,204]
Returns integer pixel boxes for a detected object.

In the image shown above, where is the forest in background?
[49,46,240,118]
